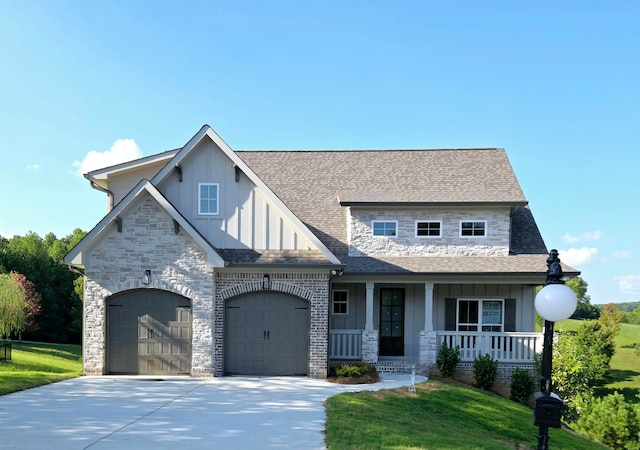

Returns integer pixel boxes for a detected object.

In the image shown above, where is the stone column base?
[419,330,438,374]
[362,329,379,363]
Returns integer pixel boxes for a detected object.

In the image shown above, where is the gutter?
[87,176,115,211]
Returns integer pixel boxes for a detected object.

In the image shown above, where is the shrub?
[573,392,640,450]
[473,353,498,390]
[334,362,376,378]
[510,367,535,404]
[436,342,460,378]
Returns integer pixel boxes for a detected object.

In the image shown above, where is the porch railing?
[436,331,542,363]
[329,329,362,360]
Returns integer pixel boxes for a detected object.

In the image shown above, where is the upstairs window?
[372,221,397,237]
[198,183,219,215]
[332,290,349,315]
[460,221,486,237]
[416,221,441,237]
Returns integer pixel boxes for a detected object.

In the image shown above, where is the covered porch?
[328,280,542,371]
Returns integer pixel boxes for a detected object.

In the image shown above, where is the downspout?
[87,177,115,211]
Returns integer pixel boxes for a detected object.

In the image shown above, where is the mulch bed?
[326,371,381,384]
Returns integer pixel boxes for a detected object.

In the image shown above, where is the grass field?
[555,319,640,402]
[326,379,606,450]
[0,342,82,395]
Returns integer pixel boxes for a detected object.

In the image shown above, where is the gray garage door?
[225,292,310,376]
[107,289,191,375]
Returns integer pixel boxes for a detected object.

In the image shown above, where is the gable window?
[460,221,486,237]
[198,183,219,215]
[372,221,397,237]
[458,299,503,332]
[416,221,441,237]
[332,290,348,315]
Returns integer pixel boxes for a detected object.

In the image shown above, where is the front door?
[379,288,404,356]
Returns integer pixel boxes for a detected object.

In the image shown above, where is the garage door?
[107,289,191,375]
[225,292,309,376]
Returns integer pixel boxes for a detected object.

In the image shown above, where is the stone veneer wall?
[215,272,330,378]
[349,209,510,257]
[84,197,215,376]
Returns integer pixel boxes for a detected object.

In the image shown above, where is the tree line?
[0,230,86,344]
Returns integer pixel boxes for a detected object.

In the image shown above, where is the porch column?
[420,282,437,372]
[365,282,374,330]
[362,282,378,363]
[424,282,434,331]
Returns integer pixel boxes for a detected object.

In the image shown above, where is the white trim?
[372,220,398,237]
[459,220,487,238]
[63,179,225,269]
[332,290,349,315]
[456,298,504,332]
[198,183,219,215]
[150,125,341,265]
[415,220,442,238]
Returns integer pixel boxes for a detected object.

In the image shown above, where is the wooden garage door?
[107,289,191,375]
[225,292,309,376]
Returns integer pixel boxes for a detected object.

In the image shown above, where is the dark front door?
[379,288,404,356]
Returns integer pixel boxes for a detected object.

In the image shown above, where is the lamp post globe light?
[533,249,577,450]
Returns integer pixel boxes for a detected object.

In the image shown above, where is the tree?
[10,272,42,334]
[567,276,600,320]
[0,273,26,338]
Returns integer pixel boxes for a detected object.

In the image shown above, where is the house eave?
[341,201,529,208]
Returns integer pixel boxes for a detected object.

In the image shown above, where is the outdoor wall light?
[142,270,152,286]
[262,274,270,290]
[533,249,577,450]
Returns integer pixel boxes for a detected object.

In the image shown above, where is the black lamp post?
[533,249,577,450]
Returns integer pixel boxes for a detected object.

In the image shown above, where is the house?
[64,124,578,379]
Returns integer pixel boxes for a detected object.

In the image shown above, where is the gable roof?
[64,179,225,269]
[85,149,180,182]
[151,125,341,265]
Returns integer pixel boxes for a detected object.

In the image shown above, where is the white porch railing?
[329,329,362,360]
[436,331,542,363]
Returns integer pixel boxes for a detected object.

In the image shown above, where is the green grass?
[555,319,640,402]
[0,342,82,395]
[325,380,606,450]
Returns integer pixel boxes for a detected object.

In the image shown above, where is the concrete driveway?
[0,374,423,449]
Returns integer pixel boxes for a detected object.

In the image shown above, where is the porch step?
[373,361,415,374]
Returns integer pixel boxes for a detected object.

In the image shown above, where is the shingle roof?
[233,148,570,276]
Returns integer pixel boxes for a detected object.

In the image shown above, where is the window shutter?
[445,298,457,331]
[504,298,516,332]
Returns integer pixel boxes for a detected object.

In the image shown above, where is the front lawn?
[0,342,82,395]
[325,380,606,450]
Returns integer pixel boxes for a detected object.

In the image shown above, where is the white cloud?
[612,250,632,259]
[26,164,42,171]
[563,231,603,244]
[73,139,142,175]
[617,275,640,296]
[559,247,598,266]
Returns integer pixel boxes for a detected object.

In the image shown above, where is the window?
[460,221,486,237]
[416,221,441,237]
[457,299,503,332]
[198,183,219,215]
[372,220,397,237]
[332,290,348,315]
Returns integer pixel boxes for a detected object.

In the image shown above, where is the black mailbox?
[534,392,564,428]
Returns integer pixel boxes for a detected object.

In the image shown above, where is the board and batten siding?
[158,139,315,251]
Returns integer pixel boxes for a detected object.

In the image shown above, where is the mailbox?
[534,392,564,428]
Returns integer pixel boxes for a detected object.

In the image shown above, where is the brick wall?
[215,272,331,378]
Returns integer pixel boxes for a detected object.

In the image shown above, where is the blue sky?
[1,1,638,304]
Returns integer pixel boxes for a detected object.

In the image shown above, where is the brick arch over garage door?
[225,292,310,376]
[107,289,192,375]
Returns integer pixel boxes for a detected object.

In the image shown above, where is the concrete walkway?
[0,374,425,449]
